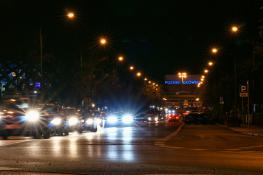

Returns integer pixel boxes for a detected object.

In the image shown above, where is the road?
[1,123,263,174]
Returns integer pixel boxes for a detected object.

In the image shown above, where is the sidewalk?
[229,126,263,136]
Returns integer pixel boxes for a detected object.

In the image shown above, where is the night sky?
[0,0,255,81]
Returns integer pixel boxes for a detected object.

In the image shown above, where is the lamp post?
[178,72,187,83]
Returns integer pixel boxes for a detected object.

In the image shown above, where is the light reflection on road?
[26,127,137,162]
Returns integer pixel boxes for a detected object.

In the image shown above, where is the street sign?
[241,85,247,92]
[240,92,248,97]
[240,84,248,97]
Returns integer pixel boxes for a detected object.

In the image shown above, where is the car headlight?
[95,118,102,125]
[107,115,118,124]
[51,117,62,126]
[86,118,94,125]
[148,117,152,121]
[122,114,134,124]
[68,116,79,126]
[25,110,40,123]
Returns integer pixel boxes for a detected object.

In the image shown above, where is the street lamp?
[211,47,218,54]
[201,75,205,79]
[144,77,148,81]
[99,37,107,46]
[231,25,239,33]
[208,61,214,66]
[136,72,142,77]
[148,80,152,84]
[178,72,187,83]
[204,69,209,74]
[129,66,134,71]
[117,56,124,62]
[66,11,75,20]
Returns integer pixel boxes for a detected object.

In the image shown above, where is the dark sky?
[0,0,256,81]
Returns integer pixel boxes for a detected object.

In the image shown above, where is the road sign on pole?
[240,84,248,97]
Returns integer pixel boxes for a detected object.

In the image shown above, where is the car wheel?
[32,132,41,139]
[43,130,51,139]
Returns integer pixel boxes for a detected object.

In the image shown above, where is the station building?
[163,74,201,108]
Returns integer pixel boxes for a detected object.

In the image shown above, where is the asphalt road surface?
[1,123,263,174]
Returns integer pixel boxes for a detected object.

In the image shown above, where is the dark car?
[41,103,69,136]
[183,112,215,124]
[0,99,51,139]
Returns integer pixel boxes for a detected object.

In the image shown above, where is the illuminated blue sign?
[165,80,199,85]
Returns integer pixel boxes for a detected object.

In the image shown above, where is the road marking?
[0,166,23,171]
[0,139,30,147]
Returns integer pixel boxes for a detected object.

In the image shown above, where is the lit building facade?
[163,74,201,108]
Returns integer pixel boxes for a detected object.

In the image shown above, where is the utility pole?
[40,28,43,75]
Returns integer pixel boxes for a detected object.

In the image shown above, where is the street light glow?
[231,25,239,33]
[66,11,75,19]
[178,72,187,78]
[118,56,124,62]
[99,37,107,46]
[136,72,142,77]
[129,66,134,71]
[204,69,209,74]
[148,81,152,84]
[144,77,148,81]
[208,61,214,66]
[211,47,218,54]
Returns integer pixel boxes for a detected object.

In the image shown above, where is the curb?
[217,124,263,137]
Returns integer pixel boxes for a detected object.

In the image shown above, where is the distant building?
[163,74,201,108]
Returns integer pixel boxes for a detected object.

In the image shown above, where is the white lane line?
[0,140,30,147]
[190,148,208,151]
[0,166,23,171]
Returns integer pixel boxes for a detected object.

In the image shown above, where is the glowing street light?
[66,11,75,20]
[208,61,214,66]
[99,37,107,46]
[117,56,124,62]
[144,77,148,81]
[129,66,134,71]
[148,80,152,84]
[201,75,205,79]
[136,72,142,77]
[204,69,209,74]
[178,72,187,83]
[231,25,239,33]
[195,98,200,102]
[211,47,218,54]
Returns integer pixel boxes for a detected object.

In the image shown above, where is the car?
[166,113,182,122]
[41,103,69,136]
[183,112,215,124]
[61,107,84,133]
[104,112,134,127]
[0,98,51,139]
